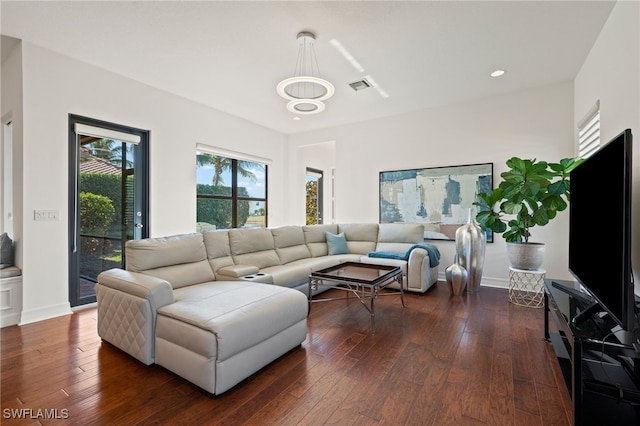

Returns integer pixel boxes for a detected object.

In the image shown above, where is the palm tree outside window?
[196,153,267,230]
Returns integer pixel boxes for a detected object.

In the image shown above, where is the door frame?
[68,114,149,307]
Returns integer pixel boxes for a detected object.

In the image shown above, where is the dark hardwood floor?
[1,283,571,425]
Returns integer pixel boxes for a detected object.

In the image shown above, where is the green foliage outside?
[196,153,262,188]
[79,191,115,256]
[80,192,115,232]
[197,184,250,229]
[80,173,132,229]
[306,180,318,225]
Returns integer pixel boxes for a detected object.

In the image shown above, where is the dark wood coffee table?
[307,262,404,333]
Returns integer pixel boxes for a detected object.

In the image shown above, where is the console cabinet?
[544,279,640,425]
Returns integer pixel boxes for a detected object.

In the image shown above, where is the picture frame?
[379,162,493,242]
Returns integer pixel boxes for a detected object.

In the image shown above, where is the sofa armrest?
[217,264,260,278]
[407,248,437,291]
[97,268,174,310]
[95,268,175,365]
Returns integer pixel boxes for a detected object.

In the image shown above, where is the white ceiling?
[1,1,616,135]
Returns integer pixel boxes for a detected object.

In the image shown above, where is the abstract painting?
[379,163,493,242]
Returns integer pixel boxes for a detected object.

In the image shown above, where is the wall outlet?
[34,210,60,221]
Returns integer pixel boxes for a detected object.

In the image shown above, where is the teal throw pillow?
[325,232,349,255]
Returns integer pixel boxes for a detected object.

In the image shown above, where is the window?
[196,149,267,229]
[578,101,600,158]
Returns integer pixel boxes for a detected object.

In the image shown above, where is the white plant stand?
[508,267,545,308]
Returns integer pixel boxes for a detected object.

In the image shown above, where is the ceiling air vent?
[349,79,371,92]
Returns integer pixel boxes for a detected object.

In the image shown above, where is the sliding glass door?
[68,115,149,307]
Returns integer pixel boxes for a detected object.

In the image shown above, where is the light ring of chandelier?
[276,76,335,102]
[286,99,326,115]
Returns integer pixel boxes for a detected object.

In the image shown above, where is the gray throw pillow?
[0,232,14,269]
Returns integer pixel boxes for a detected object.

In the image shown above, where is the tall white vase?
[455,208,486,292]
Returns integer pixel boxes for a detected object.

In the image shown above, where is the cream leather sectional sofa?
[95,223,439,395]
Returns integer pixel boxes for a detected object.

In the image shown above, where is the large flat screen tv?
[569,128,637,339]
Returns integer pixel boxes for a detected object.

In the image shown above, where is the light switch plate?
[34,210,60,221]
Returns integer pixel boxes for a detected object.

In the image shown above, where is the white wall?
[574,0,640,295]
[8,42,288,324]
[289,82,576,287]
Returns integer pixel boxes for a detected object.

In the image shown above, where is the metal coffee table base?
[308,268,404,333]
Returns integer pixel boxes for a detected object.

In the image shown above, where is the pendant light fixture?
[276,31,335,115]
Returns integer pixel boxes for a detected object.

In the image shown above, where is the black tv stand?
[571,301,602,326]
[549,280,604,326]
[544,279,640,424]
[550,280,593,305]
[620,356,640,384]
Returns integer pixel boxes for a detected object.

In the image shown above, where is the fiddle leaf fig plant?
[474,157,584,244]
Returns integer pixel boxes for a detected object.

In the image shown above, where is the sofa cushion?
[126,233,215,289]
[271,226,312,264]
[325,232,349,255]
[229,228,281,268]
[338,223,378,254]
[261,263,313,288]
[158,282,308,361]
[0,265,21,279]
[203,230,235,276]
[140,263,215,290]
[376,223,424,253]
[126,233,204,271]
[280,256,343,273]
[303,224,338,257]
[229,228,274,254]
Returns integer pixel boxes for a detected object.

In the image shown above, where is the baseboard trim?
[19,302,73,325]
[1,312,21,328]
[479,276,509,289]
[437,273,508,290]
[72,302,97,312]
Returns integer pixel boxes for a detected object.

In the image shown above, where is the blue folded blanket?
[367,243,440,267]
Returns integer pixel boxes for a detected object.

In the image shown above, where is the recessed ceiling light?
[490,69,506,78]
[293,116,301,121]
